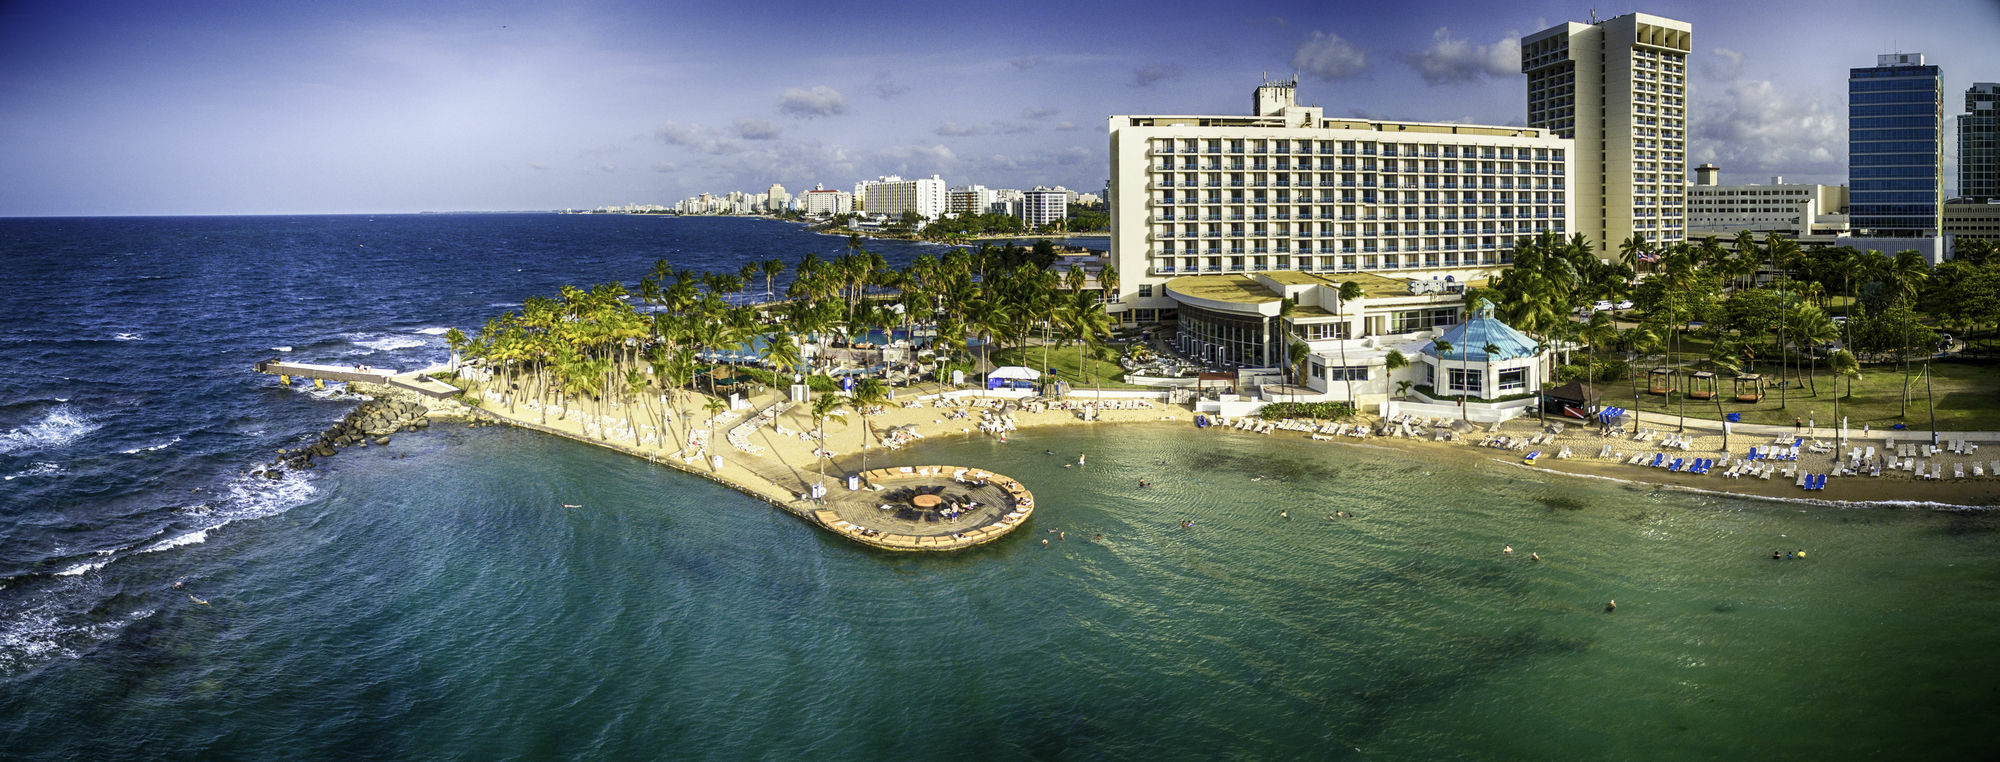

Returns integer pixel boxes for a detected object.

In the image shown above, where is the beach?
[452,379,2000,529]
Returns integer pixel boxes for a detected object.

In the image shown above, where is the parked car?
[1591,300,1613,311]
[1614,300,1634,310]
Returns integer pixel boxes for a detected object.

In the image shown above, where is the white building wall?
[1107,83,1573,307]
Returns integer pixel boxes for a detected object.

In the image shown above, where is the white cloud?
[733,118,779,140]
[1132,63,1182,88]
[935,122,984,137]
[873,144,959,177]
[996,122,1037,135]
[649,161,678,173]
[653,121,739,155]
[869,73,908,99]
[1054,121,1079,131]
[1292,30,1365,80]
[1692,78,1845,179]
[778,86,848,118]
[1408,27,1519,85]
[1704,47,1745,80]
[1022,105,1059,119]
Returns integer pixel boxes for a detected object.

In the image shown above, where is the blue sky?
[2,0,1995,215]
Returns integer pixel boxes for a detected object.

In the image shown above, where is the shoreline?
[433,380,2000,536]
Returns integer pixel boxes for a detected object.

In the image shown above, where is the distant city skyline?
[2,0,1996,216]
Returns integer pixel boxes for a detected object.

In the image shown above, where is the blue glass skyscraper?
[1849,53,1942,236]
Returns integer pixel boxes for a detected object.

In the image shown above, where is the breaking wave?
[0,406,100,455]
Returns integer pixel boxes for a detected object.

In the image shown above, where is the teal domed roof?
[1420,299,1539,362]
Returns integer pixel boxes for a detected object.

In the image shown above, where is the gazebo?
[1686,370,1717,400]
[1733,373,1765,403]
[1419,299,1541,401]
[1648,367,1677,395]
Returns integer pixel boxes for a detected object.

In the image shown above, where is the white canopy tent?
[988,366,1042,381]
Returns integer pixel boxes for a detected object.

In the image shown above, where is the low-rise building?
[1686,166,1849,237]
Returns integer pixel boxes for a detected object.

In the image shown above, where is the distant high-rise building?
[1522,12,1691,256]
[1849,53,1943,236]
[854,175,947,219]
[766,183,791,212]
[1020,187,1069,228]
[800,184,853,215]
[947,185,997,217]
[1961,83,2000,202]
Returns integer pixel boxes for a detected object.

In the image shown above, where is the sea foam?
[414,327,450,336]
[0,406,100,455]
[120,437,181,455]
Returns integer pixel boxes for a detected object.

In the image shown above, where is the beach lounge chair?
[1523,451,1541,464]
[1669,458,1685,472]
[1649,453,1665,468]
[1956,463,1966,479]
[1815,474,1829,490]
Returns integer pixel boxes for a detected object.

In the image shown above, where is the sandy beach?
[451,382,2000,531]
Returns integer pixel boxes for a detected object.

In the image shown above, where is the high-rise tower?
[1522,12,1691,258]
[1960,83,1999,202]
[1849,53,1943,236]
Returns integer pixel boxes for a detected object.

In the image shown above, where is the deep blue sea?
[4,214,1999,760]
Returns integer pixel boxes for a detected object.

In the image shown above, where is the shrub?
[1257,401,1356,420]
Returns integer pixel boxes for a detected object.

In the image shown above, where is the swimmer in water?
[1530,552,1541,562]
[188,595,209,605]
[1503,546,1513,554]
[562,504,582,509]
[1605,599,1617,612]
[172,580,184,589]
[1280,510,1289,520]
[1042,539,1049,547]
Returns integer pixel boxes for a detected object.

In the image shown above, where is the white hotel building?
[1104,81,1572,408]
[1108,80,1572,316]
[1522,12,1690,256]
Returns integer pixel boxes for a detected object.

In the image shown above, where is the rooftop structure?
[1523,12,1691,256]
[1107,79,1572,321]
[1849,53,1943,236]
[1686,167,1850,237]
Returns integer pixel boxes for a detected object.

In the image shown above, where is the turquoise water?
[7,421,1999,758]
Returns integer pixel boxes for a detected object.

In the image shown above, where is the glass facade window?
[1499,368,1528,392]
[1446,367,1482,395]
[1390,307,1460,333]
[1848,60,1942,235]
[1176,306,1268,367]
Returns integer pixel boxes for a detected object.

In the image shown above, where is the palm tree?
[1288,339,1311,401]
[759,258,785,300]
[851,377,889,473]
[1829,349,1860,443]
[1624,324,1659,421]
[764,331,803,403]
[1705,342,1741,450]
[1337,280,1364,404]
[1482,341,1502,413]
[1432,339,1460,416]
[809,394,847,488]
[1384,349,1409,405]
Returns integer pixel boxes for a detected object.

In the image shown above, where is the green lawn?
[991,343,1150,390]
[1601,359,2000,431]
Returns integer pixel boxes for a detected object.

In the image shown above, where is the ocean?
[2,214,1996,759]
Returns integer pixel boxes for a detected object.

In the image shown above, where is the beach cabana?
[1733,373,1765,403]
[1686,370,1717,401]
[987,365,1040,390]
[1540,381,1601,419]
[1648,367,1677,395]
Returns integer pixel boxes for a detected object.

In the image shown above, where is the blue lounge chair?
[1523,451,1541,464]
[1692,458,1709,474]
[1649,453,1665,467]
[1670,458,1685,472]
[1747,447,1760,461]
[1815,473,1828,490]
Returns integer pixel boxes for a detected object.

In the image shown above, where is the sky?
[1,0,1996,216]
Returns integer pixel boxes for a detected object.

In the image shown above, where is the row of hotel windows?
[1427,366,1531,395]
[1152,161,1562,173]
[1149,140,1562,160]
[1148,251,1521,274]
[1153,220,1558,238]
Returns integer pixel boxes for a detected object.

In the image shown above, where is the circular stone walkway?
[810,465,1036,551]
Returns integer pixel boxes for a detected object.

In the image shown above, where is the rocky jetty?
[260,399,433,478]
